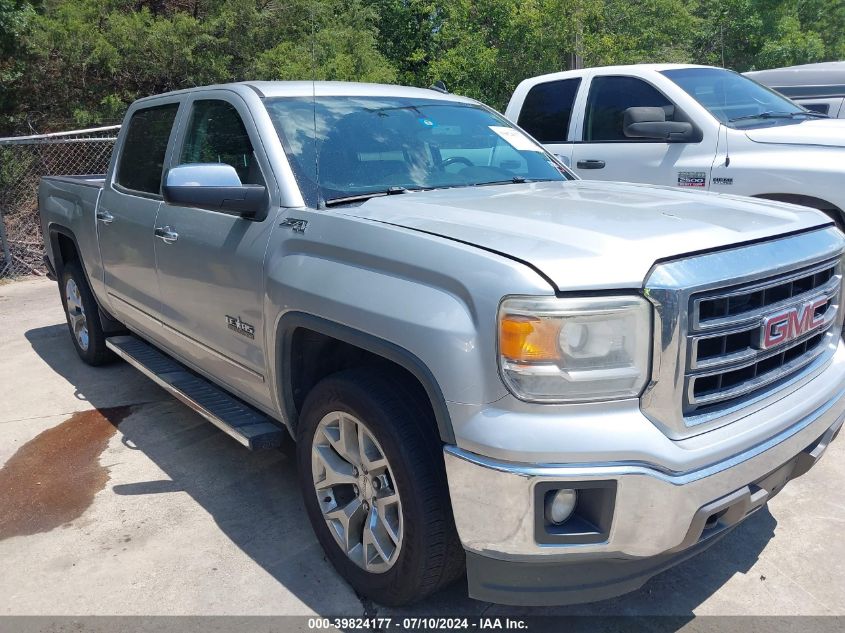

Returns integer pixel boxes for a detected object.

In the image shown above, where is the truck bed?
[43,174,106,188]
[39,174,108,290]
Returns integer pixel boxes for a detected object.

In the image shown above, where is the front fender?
[262,209,555,439]
[274,312,457,443]
[717,144,845,218]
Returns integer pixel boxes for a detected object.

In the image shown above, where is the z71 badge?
[678,171,706,187]
[226,315,255,339]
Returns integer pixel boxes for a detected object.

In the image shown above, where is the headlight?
[498,295,652,402]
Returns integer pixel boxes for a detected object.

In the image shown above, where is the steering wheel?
[440,156,474,170]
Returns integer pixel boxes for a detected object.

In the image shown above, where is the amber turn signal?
[499,316,561,362]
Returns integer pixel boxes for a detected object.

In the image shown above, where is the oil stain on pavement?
[0,406,133,540]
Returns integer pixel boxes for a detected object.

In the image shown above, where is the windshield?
[661,67,818,129]
[264,96,570,207]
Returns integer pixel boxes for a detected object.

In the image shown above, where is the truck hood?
[744,118,845,148]
[341,180,831,291]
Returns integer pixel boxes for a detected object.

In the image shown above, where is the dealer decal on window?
[678,171,706,187]
[489,126,543,152]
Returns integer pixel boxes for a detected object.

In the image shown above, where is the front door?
[99,101,180,330]
[153,93,277,407]
[570,75,717,189]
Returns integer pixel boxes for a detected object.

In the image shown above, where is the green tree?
[0,0,38,133]
[757,14,826,68]
[254,0,396,83]
[3,0,845,135]
[425,0,580,110]
[691,0,839,71]
[3,0,396,133]
[582,0,697,66]
[420,0,698,110]
[369,0,445,86]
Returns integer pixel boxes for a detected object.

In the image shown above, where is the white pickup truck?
[506,64,845,227]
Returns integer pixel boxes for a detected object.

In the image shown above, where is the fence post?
[0,139,9,273]
[0,204,9,273]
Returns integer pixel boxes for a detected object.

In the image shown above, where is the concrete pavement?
[0,278,843,617]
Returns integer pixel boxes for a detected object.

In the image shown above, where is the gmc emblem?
[758,296,830,350]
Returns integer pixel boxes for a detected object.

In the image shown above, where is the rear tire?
[60,260,114,366]
[296,368,464,606]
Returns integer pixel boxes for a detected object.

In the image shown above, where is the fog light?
[545,488,577,525]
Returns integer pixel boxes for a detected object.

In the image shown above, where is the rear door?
[98,100,181,330]
[570,75,717,188]
[153,91,278,407]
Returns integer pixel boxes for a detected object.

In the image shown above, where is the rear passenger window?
[115,103,179,194]
[517,79,581,143]
[179,100,263,185]
[585,76,672,141]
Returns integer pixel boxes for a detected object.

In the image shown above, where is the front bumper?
[444,386,845,605]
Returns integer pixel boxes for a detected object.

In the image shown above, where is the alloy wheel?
[311,411,403,573]
[65,278,89,352]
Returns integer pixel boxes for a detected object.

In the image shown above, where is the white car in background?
[506,64,845,227]
[746,62,845,119]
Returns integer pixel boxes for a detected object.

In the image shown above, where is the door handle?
[576,159,606,169]
[154,226,179,244]
[96,209,114,224]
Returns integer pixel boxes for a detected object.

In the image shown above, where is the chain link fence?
[0,126,120,279]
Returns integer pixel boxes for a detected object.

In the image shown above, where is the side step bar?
[106,335,285,450]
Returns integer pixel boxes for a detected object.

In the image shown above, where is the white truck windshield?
[662,67,824,129]
[264,96,570,207]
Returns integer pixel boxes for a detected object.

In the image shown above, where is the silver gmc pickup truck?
[39,81,845,607]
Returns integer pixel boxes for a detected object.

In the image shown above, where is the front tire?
[60,260,113,366]
[296,368,464,606]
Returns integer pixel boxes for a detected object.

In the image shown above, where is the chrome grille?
[685,259,840,420]
[691,264,836,333]
[641,228,845,440]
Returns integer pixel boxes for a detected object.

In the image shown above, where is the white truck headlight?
[498,295,652,402]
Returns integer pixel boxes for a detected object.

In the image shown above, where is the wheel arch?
[48,224,124,334]
[48,224,82,275]
[275,312,455,444]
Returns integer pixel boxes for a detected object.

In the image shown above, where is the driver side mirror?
[623,107,697,143]
[162,164,268,219]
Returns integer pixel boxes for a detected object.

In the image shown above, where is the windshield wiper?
[474,176,557,187]
[729,110,828,122]
[325,186,409,206]
[325,178,559,205]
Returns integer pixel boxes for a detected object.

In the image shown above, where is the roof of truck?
[744,62,845,87]
[133,81,477,105]
[516,63,714,85]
